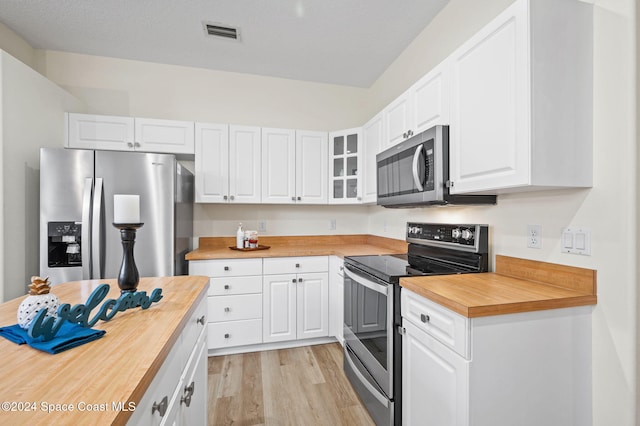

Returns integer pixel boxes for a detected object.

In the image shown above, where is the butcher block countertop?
[0,275,208,425]
[186,234,407,260]
[401,255,597,318]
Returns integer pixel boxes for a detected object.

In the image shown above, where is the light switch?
[561,227,591,256]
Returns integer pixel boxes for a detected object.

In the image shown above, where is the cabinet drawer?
[208,319,263,348]
[263,256,328,274]
[209,276,262,296]
[182,295,208,356]
[402,289,470,358]
[208,294,262,322]
[189,258,262,277]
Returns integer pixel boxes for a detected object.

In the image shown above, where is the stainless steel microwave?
[376,125,496,208]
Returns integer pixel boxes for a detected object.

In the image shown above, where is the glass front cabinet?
[329,128,362,204]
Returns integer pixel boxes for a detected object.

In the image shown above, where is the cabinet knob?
[292,278,297,283]
[298,277,303,283]
[134,142,141,148]
[224,333,230,338]
[420,314,430,323]
[197,315,205,325]
[152,395,168,417]
[224,266,230,271]
[180,381,195,407]
[127,142,134,148]
[230,195,235,201]
[224,307,230,312]
[295,263,300,268]
[292,196,296,201]
[402,132,407,139]
[224,284,230,290]
[223,195,228,200]
[297,196,301,201]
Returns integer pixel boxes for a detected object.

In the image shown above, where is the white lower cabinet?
[401,289,592,426]
[263,256,329,343]
[189,259,263,350]
[329,256,345,345]
[127,296,207,425]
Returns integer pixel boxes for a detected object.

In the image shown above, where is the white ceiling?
[0,0,449,88]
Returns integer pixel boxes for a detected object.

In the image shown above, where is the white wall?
[0,51,84,301]
[364,0,637,424]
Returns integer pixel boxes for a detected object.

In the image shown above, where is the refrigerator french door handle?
[81,178,93,279]
[92,178,104,279]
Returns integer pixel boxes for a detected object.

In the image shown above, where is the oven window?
[344,273,388,369]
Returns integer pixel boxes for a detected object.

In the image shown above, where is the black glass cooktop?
[344,253,463,284]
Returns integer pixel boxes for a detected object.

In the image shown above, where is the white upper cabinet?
[195,123,229,203]
[67,113,194,154]
[448,0,592,194]
[134,117,195,154]
[261,128,296,204]
[362,111,384,204]
[261,129,328,204]
[329,128,362,204]
[382,59,450,149]
[195,123,261,203]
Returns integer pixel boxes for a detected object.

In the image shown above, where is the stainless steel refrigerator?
[39,148,193,285]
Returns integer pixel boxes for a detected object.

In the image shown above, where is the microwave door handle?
[344,266,389,296]
[412,144,424,191]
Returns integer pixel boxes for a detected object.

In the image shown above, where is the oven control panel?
[407,222,488,252]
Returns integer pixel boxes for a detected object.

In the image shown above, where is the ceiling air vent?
[203,23,239,40]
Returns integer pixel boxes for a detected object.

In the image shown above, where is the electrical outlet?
[329,219,336,230]
[527,225,542,249]
[258,221,267,232]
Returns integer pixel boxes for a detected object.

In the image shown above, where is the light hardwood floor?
[208,342,375,426]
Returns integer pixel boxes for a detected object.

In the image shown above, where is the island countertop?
[401,255,597,318]
[0,275,209,425]
[186,234,407,260]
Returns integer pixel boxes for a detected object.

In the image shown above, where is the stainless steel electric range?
[343,222,489,426]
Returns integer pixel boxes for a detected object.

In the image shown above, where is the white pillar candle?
[113,194,140,224]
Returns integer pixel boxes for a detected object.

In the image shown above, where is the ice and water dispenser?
[47,221,82,267]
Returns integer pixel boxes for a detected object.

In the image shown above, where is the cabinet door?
[177,338,208,426]
[263,274,297,343]
[67,113,134,151]
[296,130,328,204]
[195,123,229,203]
[296,272,329,340]
[412,59,451,133]
[383,89,413,148]
[229,125,262,203]
[135,118,195,154]
[449,0,529,194]
[261,128,296,204]
[403,319,469,426]
[329,128,362,204]
[328,256,345,345]
[362,112,383,204]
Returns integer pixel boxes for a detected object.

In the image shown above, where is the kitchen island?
[0,275,209,425]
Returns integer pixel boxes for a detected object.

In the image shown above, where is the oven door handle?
[344,266,389,296]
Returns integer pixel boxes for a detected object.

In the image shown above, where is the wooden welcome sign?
[28,284,163,341]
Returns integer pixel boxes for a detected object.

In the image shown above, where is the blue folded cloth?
[0,320,106,354]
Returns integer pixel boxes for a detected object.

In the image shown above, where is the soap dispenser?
[236,223,244,249]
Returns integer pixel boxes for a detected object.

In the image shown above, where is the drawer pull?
[197,315,205,325]
[420,314,430,323]
[180,381,195,407]
[152,395,168,417]
[224,307,230,312]
[224,333,230,338]
[224,284,230,290]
